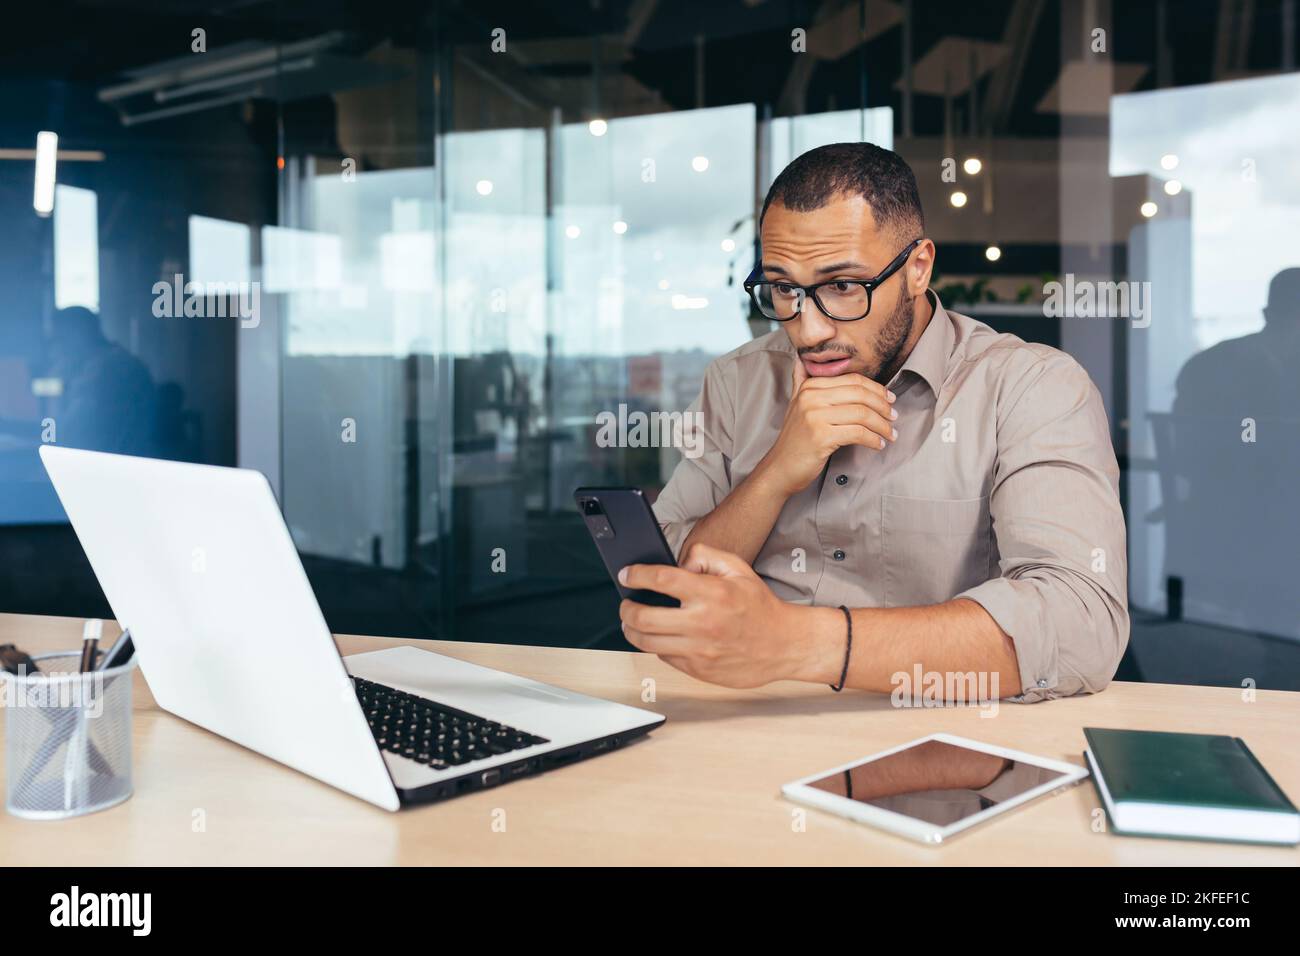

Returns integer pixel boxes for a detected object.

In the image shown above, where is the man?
[620,142,1128,702]
[45,306,158,456]
[1165,267,1300,634]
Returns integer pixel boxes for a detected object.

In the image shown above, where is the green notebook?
[1083,728,1300,846]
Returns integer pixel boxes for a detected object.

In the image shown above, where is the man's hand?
[618,543,825,688]
[755,359,898,496]
[618,545,1023,698]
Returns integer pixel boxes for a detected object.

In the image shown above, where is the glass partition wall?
[273,75,767,646]
[3,0,1298,686]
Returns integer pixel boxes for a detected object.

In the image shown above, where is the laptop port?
[545,749,581,767]
[480,769,501,788]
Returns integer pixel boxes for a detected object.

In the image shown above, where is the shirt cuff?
[955,577,1061,703]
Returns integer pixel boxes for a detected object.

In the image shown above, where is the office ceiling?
[0,0,1295,139]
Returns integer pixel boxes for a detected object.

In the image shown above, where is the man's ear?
[909,239,935,295]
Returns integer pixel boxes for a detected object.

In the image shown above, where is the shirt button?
[835,474,848,486]
[832,549,846,561]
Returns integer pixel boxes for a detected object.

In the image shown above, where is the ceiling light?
[33,131,57,216]
[671,294,709,310]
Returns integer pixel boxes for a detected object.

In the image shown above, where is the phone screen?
[806,739,1071,828]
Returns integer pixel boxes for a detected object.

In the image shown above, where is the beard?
[795,287,920,382]
[863,286,915,384]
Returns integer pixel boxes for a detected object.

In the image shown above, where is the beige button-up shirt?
[653,290,1129,702]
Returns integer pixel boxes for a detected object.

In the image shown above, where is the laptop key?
[355,679,550,765]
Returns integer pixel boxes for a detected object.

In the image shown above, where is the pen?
[0,643,40,676]
[95,628,134,671]
[79,619,102,673]
[67,619,103,809]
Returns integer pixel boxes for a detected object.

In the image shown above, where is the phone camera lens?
[582,499,603,516]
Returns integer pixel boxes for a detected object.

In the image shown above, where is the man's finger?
[621,627,696,657]
[618,563,710,600]
[619,599,689,635]
[830,423,887,450]
[800,383,897,419]
[681,542,751,577]
[816,403,897,443]
[801,371,895,404]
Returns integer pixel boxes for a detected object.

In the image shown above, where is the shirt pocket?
[881,494,991,607]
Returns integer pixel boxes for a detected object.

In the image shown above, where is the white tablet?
[781,733,1089,845]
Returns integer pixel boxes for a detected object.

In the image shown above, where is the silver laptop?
[40,445,664,811]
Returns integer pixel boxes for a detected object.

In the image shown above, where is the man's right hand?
[755,358,897,497]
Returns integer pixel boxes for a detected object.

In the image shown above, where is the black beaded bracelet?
[829,604,852,692]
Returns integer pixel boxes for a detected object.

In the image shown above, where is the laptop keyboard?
[353,676,549,771]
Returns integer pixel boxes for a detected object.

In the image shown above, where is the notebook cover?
[1083,727,1297,813]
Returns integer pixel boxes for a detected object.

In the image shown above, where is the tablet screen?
[806,739,1070,827]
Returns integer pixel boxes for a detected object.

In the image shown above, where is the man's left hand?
[618,544,819,688]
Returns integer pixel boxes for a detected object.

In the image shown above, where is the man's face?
[759,194,932,383]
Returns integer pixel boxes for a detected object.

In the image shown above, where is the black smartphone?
[575,486,680,607]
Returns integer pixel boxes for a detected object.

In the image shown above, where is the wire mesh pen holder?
[3,652,138,820]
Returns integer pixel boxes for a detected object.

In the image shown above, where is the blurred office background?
[1,0,1297,688]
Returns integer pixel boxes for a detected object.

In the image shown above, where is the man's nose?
[795,292,837,345]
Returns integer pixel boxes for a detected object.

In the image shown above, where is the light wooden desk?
[1,613,1296,866]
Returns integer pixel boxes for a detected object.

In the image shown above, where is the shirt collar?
[888,288,953,398]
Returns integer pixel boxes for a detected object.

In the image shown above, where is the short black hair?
[760,142,925,242]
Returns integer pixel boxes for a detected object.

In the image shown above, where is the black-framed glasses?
[743,237,923,322]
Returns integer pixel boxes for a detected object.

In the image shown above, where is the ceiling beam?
[981,0,1045,134]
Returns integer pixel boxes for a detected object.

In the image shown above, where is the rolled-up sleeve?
[651,358,736,559]
[956,354,1129,702]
